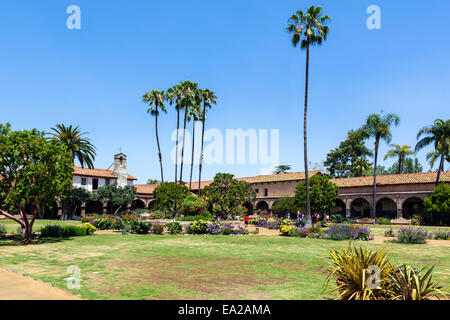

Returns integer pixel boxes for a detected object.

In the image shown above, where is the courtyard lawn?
[0,233,449,300]
[361,224,449,237]
[0,219,81,234]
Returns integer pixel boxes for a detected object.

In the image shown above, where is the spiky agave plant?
[324,245,396,300]
[389,265,446,300]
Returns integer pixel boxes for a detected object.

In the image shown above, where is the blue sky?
[1,0,449,183]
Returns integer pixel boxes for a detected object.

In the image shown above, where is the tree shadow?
[0,235,74,247]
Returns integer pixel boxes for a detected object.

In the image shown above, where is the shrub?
[251,228,260,235]
[176,212,213,222]
[148,211,164,219]
[188,220,209,234]
[166,222,183,235]
[91,215,116,230]
[0,224,7,238]
[207,221,222,235]
[61,225,86,237]
[123,220,152,234]
[151,223,164,235]
[396,227,428,244]
[331,214,349,224]
[376,217,391,225]
[280,225,295,236]
[79,223,97,235]
[411,215,422,226]
[324,224,353,240]
[352,227,373,241]
[40,225,63,238]
[290,228,309,238]
[433,230,449,240]
[384,228,395,237]
[324,246,395,300]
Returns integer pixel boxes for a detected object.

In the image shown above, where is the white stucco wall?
[72,175,134,192]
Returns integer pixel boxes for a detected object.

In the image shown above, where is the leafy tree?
[424,184,450,214]
[416,119,450,185]
[384,144,416,174]
[295,174,339,216]
[146,178,160,185]
[361,112,400,218]
[362,165,389,177]
[272,198,298,217]
[273,165,292,174]
[153,182,190,218]
[142,90,167,182]
[203,173,256,220]
[198,88,217,195]
[181,194,209,216]
[0,124,73,244]
[387,157,423,174]
[91,184,137,214]
[324,129,372,178]
[286,5,331,227]
[66,187,91,220]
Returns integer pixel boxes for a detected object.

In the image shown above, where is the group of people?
[241,211,330,228]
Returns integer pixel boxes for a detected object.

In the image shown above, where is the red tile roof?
[135,184,159,194]
[331,171,450,188]
[73,166,137,180]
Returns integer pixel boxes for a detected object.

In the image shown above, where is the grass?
[0,219,81,233]
[0,230,449,300]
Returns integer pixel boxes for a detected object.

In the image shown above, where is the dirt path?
[0,268,82,300]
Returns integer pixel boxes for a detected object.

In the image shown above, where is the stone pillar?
[345,199,351,218]
[102,202,108,214]
[80,202,87,217]
[345,208,351,218]
[396,209,403,219]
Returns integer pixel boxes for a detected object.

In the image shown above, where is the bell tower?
[113,153,128,187]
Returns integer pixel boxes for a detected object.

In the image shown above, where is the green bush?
[79,223,97,235]
[411,215,422,226]
[324,224,353,240]
[151,223,164,235]
[166,222,183,234]
[433,230,449,240]
[0,224,7,238]
[396,227,428,244]
[384,228,395,237]
[124,220,152,234]
[376,217,391,225]
[61,225,87,237]
[188,220,209,234]
[40,225,63,238]
[176,212,213,221]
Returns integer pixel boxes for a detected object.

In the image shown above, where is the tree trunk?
[155,105,164,183]
[189,120,196,191]
[372,139,379,219]
[436,152,445,186]
[198,104,207,196]
[179,107,188,183]
[398,156,402,174]
[175,108,180,183]
[303,40,312,227]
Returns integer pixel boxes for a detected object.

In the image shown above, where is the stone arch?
[332,199,346,215]
[148,200,157,211]
[402,197,424,219]
[376,197,397,219]
[85,200,103,215]
[243,201,254,215]
[255,201,269,211]
[350,198,371,218]
[132,199,146,210]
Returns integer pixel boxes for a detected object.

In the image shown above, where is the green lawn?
[0,219,81,233]
[0,232,448,300]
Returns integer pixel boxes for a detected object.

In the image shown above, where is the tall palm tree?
[361,113,400,218]
[142,90,167,183]
[50,124,96,168]
[286,6,331,227]
[426,144,450,171]
[415,119,450,185]
[384,144,416,174]
[50,124,96,220]
[179,81,198,183]
[188,92,201,191]
[198,88,217,195]
[166,83,184,183]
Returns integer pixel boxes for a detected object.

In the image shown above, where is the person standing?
[244,215,249,228]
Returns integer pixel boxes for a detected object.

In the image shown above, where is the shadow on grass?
[0,235,77,247]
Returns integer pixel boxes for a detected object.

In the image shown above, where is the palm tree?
[361,113,400,218]
[50,124,96,220]
[353,156,371,177]
[166,83,184,183]
[286,6,331,227]
[384,144,416,174]
[415,119,450,185]
[198,88,217,195]
[50,124,96,168]
[188,92,201,191]
[142,90,167,183]
[179,81,198,183]
[273,165,292,174]
[426,145,450,171]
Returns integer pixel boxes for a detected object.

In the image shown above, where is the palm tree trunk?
[179,108,188,183]
[175,108,180,183]
[189,120,196,191]
[398,156,402,174]
[436,152,445,186]
[155,105,164,183]
[303,40,311,227]
[372,139,379,219]
[198,104,206,196]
